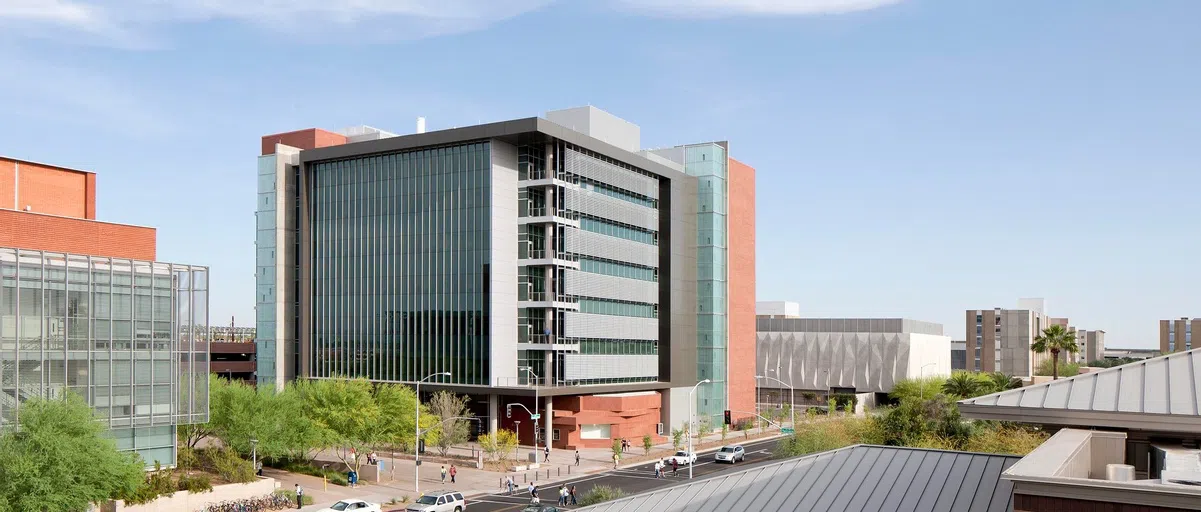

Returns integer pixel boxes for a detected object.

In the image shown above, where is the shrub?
[122,464,177,505]
[642,434,653,456]
[278,460,349,486]
[830,393,858,412]
[800,391,817,401]
[177,446,199,470]
[888,377,949,403]
[1035,359,1080,378]
[177,474,213,494]
[671,428,684,449]
[963,425,1047,456]
[274,489,314,506]
[578,485,626,506]
[204,447,255,483]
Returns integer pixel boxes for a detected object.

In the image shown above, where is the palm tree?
[1032,324,1079,380]
[942,371,983,399]
[986,372,1022,393]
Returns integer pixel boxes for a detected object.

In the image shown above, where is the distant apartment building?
[966,298,1051,378]
[756,316,951,398]
[1073,329,1105,364]
[0,156,209,468]
[1160,318,1198,353]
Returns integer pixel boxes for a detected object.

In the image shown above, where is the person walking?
[672,457,679,475]
[507,476,515,495]
[544,445,550,463]
[613,452,620,469]
[528,482,536,498]
[294,484,303,510]
[570,485,578,505]
[440,465,447,484]
[449,465,457,484]
[653,461,661,478]
[559,485,568,506]
[575,450,580,466]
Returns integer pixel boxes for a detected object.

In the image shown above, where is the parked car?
[666,450,697,465]
[520,505,560,512]
[402,490,467,512]
[714,445,745,463]
[319,499,381,512]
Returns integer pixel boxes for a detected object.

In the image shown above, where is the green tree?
[941,372,985,399]
[0,394,144,512]
[670,427,684,450]
[494,429,519,464]
[611,438,622,458]
[297,378,380,474]
[426,391,473,456]
[1032,324,1079,380]
[642,434,653,455]
[721,423,729,441]
[697,417,713,439]
[372,382,430,456]
[985,372,1023,394]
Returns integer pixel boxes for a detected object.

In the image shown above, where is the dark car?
[520,506,560,512]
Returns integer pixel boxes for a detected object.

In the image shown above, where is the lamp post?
[322,463,329,491]
[249,438,258,477]
[757,372,794,430]
[519,367,543,461]
[688,379,711,480]
[415,371,452,494]
[513,421,521,462]
[920,363,937,400]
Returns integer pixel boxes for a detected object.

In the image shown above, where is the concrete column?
[488,394,499,435]
[545,143,555,178]
[544,397,554,451]
[544,350,554,384]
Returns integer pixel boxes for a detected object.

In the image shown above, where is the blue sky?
[1,0,1198,348]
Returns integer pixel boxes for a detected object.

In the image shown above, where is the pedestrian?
[570,485,578,505]
[613,452,620,469]
[653,461,660,478]
[544,445,550,462]
[575,450,580,466]
[559,485,567,506]
[440,465,447,484]
[528,482,535,498]
[672,457,678,475]
[294,484,303,510]
[507,476,515,495]
[449,464,457,484]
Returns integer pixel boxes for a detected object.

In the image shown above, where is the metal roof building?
[576,445,1020,512]
[959,347,1201,431]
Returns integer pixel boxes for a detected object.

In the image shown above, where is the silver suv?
[714,445,745,463]
[402,490,466,512]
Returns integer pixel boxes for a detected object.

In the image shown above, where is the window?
[553,429,561,441]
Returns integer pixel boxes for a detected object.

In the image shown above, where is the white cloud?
[609,0,904,17]
[0,0,554,46]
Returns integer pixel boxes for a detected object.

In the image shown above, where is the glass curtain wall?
[685,143,728,423]
[308,142,491,386]
[255,154,279,388]
[0,248,209,467]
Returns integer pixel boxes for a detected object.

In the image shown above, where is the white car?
[714,445,745,463]
[666,450,697,465]
[318,499,381,512]
[403,490,467,512]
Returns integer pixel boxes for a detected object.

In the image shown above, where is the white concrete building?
[756,317,951,395]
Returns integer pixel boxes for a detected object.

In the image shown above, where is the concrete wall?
[110,477,279,512]
[490,140,520,386]
[757,330,952,393]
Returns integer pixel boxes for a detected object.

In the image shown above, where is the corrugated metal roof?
[575,445,1019,512]
[959,348,1201,432]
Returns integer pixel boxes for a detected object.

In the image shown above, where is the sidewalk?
[281,426,785,511]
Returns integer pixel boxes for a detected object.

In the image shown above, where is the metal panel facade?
[564,270,658,305]
[562,354,658,381]
[564,148,659,199]
[564,228,658,268]
[564,312,658,341]
[565,187,659,231]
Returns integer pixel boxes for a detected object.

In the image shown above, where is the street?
[461,437,782,512]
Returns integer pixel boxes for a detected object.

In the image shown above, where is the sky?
[1,0,1198,349]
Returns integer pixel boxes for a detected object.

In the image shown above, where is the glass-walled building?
[0,247,209,467]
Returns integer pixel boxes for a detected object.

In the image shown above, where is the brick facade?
[727,157,757,420]
[551,392,666,449]
[0,157,96,219]
[261,128,348,156]
[0,209,156,260]
[1015,494,1184,512]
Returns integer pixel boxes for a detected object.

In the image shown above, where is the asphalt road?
[461,436,783,512]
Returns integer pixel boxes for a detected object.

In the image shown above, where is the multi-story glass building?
[0,249,209,466]
[258,107,756,447]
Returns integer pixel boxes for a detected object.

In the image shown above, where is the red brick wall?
[550,392,666,449]
[727,157,757,420]
[0,210,156,260]
[261,128,348,155]
[1015,494,1182,512]
[0,158,94,219]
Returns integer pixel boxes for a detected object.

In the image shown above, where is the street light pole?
[920,363,937,400]
[415,371,451,494]
[519,367,542,461]
[513,420,521,462]
[688,379,711,480]
[249,438,258,478]
[757,372,794,430]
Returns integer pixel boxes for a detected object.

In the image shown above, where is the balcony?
[211,360,256,374]
[518,208,580,228]
[517,292,580,311]
[518,249,580,269]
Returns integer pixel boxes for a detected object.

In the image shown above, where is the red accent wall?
[727,157,757,420]
[261,128,348,155]
[0,209,156,260]
[0,157,95,219]
[551,392,666,450]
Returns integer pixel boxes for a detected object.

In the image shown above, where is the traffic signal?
[506,405,512,419]
[724,410,732,425]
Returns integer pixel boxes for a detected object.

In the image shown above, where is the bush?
[1036,359,1080,378]
[274,489,314,506]
[177,446,199,470]
[889,377,949,403]
[278,460,349,486]
[642,434,653,455]
[204,447,255,484]
[830,393,858,412]
[963,425,1047,456]
[177,474,213,494]
[800,391,817,401]
[578,485,626,506]
[122,464,178,505]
